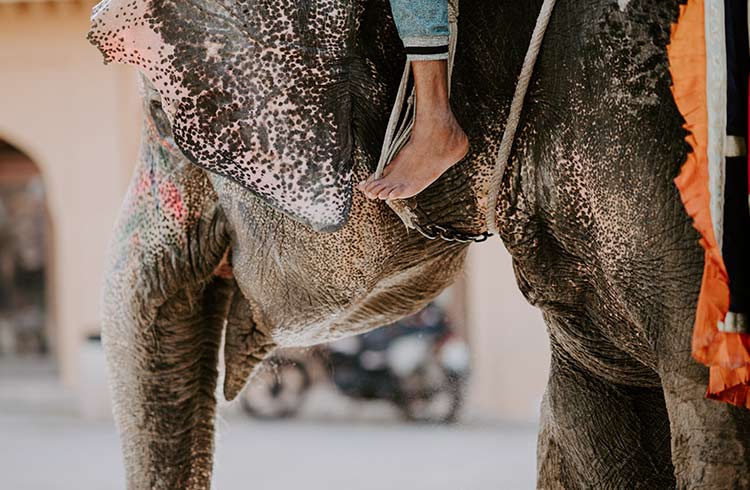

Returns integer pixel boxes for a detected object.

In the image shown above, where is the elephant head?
[90,0,501,401]
[88,0,494,230]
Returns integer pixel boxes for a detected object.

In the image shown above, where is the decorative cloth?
[670,0,750,409]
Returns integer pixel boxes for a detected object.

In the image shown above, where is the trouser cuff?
[402,35,449,61]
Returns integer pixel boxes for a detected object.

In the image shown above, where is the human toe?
[377,184,399,200]
[364,180,388,200]
[386,184,408,200]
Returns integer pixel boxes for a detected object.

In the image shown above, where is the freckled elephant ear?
[88,0,356,231]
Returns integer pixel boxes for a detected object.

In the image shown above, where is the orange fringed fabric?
[669,0,750,408]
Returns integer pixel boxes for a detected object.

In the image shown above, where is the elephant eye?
[148,99,175,143]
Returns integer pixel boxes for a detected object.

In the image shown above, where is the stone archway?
[0,139,54,363]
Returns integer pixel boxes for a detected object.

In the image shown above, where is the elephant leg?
[537,393,571,490]
[660,343,750,488]
[102,91,232,489]
[537,350,675,489]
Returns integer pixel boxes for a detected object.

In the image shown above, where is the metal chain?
[410,222,493,243]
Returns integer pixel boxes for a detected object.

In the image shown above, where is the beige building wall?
[465,243,551,424]
[0,1,142,386]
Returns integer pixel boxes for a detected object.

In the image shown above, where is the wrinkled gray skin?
[100,0,750,488]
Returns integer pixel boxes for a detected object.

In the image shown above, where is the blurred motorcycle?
[240,303,471,423]
[239,356,311,419]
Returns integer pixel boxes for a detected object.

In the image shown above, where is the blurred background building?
[0,0,549,426]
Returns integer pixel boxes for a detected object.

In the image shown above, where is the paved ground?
[0,357,538,489]
[0,412,537,490]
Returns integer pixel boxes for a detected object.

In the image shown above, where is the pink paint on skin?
[158,181,186,223]
[135,168,151,196]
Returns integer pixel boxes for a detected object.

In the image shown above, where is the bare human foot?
[359,60,469,201]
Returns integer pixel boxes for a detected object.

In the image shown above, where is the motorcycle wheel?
[398,364,465,424]
[240,358,311,419]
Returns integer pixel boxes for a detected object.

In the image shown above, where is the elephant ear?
[88,0,356,231]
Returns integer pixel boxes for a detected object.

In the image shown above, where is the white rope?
[485,0,557,235]
[375,61,413,179]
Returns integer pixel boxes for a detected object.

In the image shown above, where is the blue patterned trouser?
[389,0,450,60]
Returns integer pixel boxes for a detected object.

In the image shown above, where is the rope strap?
[485,0,557,235]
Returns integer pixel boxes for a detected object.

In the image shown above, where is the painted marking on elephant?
[158,180,186,224]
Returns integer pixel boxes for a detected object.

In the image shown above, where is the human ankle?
[412,60,450,108]
[414,105,459,136]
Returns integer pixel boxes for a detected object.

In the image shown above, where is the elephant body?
[96,0,750,488]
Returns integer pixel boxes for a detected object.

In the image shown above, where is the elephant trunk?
[101,104,233,488]
[103,277,233,489]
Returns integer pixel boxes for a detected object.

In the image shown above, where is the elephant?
[89,0,750,488]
